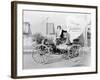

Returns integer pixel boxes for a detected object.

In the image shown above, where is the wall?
[24,10,90,42]
[0,0,99,80]
[24,10,68,35]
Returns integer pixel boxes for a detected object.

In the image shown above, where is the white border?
[17,4,96,76]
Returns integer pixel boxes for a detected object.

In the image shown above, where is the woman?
[56,25,63,38]
[55,25,65,45]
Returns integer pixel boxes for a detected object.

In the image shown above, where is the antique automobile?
[32,33,81,64]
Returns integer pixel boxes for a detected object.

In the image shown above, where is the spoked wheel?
[68,44,81,59]
[32,44,50,64]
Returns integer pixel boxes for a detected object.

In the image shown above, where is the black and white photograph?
[23,10,91,69]
[11,1,97,78]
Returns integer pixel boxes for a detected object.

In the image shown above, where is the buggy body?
[32,35,81,64]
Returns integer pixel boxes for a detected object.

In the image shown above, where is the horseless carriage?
[32,33,82,64]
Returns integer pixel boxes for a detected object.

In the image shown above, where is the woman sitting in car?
[55,25,71,45]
